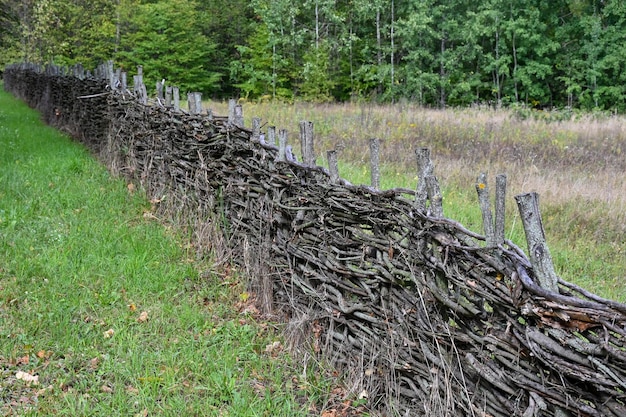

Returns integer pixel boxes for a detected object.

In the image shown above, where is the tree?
[117,0,221,95]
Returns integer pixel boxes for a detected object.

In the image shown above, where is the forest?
[1,0,625,111]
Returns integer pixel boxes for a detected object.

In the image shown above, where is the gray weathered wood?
[252,117,261,141]
[173,87,180,112]
[476,172,495,246]
[514,192,559,292]
[299,121,315,166]
[165,86,172,107]
[327,150,340,184]
[425,175,443,217]
[415,148,434,213]
[267,126,277,146]
[370,138,381,189]
[495,174,507,246]
[234,104,244,127]
[277,129,288,162]
[156,80,164,102]
[228,99,236,124]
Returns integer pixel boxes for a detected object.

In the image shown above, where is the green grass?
[0,90,348,416]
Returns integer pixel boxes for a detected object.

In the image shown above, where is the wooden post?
[514,192,559,292]
[415,148,434,213]
[299,121,315,166]
[187,93,196,114]
[173,87,180,112]
[228,99,236,124]
[165,86,172,107]
[267,126,277,146]
[494,174,507,246]
[277,129,288,162]
[234,104,244,127]
[476,172,496,246]
[327,150,340,184]
[369,138,381,189]
[194,92,202,114]
[156,80,164,102]
[121,72,127,91]
[425,176,443,217]
[252,117,261,141]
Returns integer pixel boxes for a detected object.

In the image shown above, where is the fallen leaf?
[137,311,149,323]
[15,371,39,385]
[128,303,137,312]
[89,357,100,370]
[127,183,135,194]
[101,384,113,393]
[265,341,282,354]
[103,328,115,338]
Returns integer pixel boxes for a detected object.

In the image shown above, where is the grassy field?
[0,91,352,416]
[208,100,626,302]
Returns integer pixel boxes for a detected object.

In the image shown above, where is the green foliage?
[4,0,626,111]
[117,0,221,95]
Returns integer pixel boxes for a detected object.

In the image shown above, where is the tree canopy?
[2,0,626,111]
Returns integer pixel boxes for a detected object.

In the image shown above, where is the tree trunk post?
[370,138,381,189]
[425,175,443,217]
[252,117,261,141]
[327,150,340,184]
[415,147,434,213]
[165,86,172,107]
[299,121,315,166]
[476,172,495,246]
[494,173,507,246]
[514,192,559,292]
[267,126,276,146]
[173,87,180,112]
[277,129,288,162]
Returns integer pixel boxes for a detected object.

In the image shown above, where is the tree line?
[1,0,625,111]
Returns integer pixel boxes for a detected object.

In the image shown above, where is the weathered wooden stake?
[173,87,180,112]
[369,138,381,189]
[277,129,288,162]
[252,117,261,141]
[186,92,203,114]
[299,121,315,166]
[234,104,244,127]
[514,192,559,292]
[476,172,496,246]
[228,99,236,124]
[327,150,340,184]
[267,126,276,146]
[165,86,172,107]
[156,80,164,102]
[121,71,127,91]
[425,175,443,217]
[415,148,434,213]
[494,174,507,246]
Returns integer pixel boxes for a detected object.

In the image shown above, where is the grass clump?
[0,90,349,416]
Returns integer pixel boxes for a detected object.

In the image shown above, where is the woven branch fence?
[4,62,626,417]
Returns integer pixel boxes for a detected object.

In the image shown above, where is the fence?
[4,62,626,416]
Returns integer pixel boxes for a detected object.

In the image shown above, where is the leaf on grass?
[137,311,149,323]
[264,341,282,355]
[101,384,113,393]
[128,303,137,312]
[103,328,115,338]
[15,371,39,385]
